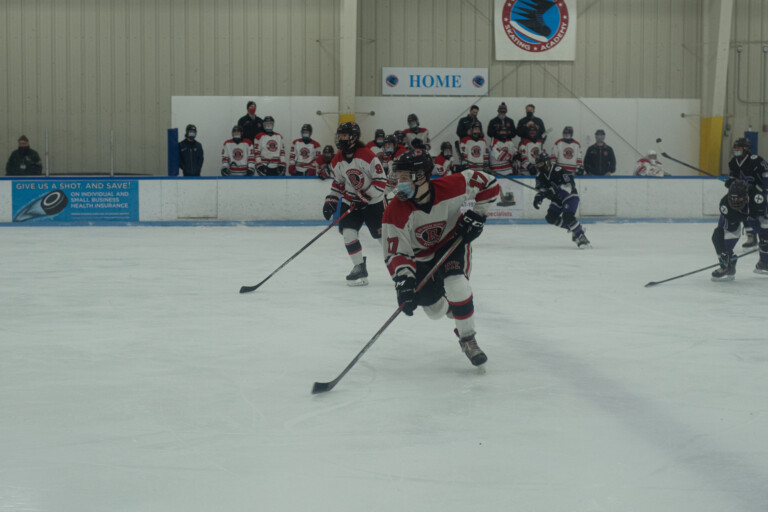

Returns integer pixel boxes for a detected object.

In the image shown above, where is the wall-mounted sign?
[382,67,488,96]
[494,0,577,61]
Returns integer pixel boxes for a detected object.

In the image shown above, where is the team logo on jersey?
[385,75,399,87]
[563,147,574,160]
[346,168,365,190]
[472,75,485,88]
[501,0,570,53]
[300,147,310,159]
[531,147,540,158]
[471,146,481,158]
[415,222,447,247]
[266,140,279,152]
[233,148,244,161]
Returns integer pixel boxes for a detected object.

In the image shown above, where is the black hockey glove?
[322,196,338,221]
[221,167,231,176]
[394,274,417,316]
[533,192,545,210]
[257,165,267,176]
[277,165,286,175]
[246,168,255,176]
[576,166,585,176]
[456,210,486,243]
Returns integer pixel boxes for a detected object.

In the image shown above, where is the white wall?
[172,96,700,178]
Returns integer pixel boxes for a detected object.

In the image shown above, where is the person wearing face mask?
[550,126,584,175]
[178,124,204,176]
[382,150,499,367]
[237,100,264,143]
[724,137,768,251]
[253,116,286,175]
[489,125,516,175]
[456,104,482,140]
[6,135,43,176]
[487,102,517,141]
[288,124,321,176]
[583,129,616,176]
[517,122,544,175]
[516,104,545,140]
[434,141,457,177]
[220,125,255,176]
[365,129,387,158]
[404,113,431,151]
[634,150,665,177]
[313,145,336,180]
[460,121,489,170]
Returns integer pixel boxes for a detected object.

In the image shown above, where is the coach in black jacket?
[179,124,204,176]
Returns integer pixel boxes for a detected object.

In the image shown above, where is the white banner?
[382,68,488,96]
[494,0,577,61]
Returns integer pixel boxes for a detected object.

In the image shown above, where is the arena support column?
[338,0,357,125]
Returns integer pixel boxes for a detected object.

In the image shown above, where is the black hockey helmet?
[563,126,574,136]
[733,137,751,152]
[232,124,243,136]
[497,124,510,140]
[440,141,453,153]
[393,149,433,183]
[263,116,275,132]
[394,129,407,145]
[407,113,419,126]
[185,124,197,133]
[383,135,397,154]
[336,122,361,152]
[374,128,386,140]
[535,151,550,167]
[322,144,335,155]
[470,120,483,140]
[727,179,749,211]
[301,123,313,135]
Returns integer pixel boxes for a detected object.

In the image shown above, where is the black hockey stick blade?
[644,248,759,287]
[312,237,465,394]
[239,207,354,294]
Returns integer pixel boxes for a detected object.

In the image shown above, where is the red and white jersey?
[313,155,333,179]
[254,132,286,169]
[404,127,431,151]
[518,138,544,170]
[635,158,665,177]
[489,138,516,174]
[460,136,489,170]
[365,140,385,158]
[328,146,388,206]
[221,139,255,175]
[550,138,583,172]
[289,139,321,175]
[433,154,455,177]
[382,169,500,278]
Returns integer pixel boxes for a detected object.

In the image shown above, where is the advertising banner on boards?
[382,68,488,96]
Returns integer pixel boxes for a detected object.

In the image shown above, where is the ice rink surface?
[1,222,767,512]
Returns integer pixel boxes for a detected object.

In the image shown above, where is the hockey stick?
[487,169,538,191]
[655,138,723,179]
[312,236,465,394]
[644,248,758,287]
[239,205,354,294]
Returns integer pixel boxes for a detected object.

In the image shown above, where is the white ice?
[1,223,767,512]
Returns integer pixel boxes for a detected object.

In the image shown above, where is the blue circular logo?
[472,75,485,88]
[385,75,399,87]
[501,0,570,53]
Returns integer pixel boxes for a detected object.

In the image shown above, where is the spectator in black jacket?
[178,124,204,176]
[516,104,546,140]
[237,100,264,143]
[583,129,616,176]
[6,135,43,176]
[487,102,517,141]
[456,105,482,140]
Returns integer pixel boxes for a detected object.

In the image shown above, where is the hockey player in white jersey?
[253,116,286,176]
[382,150,500,366]
[220,125,255,176]
[518,123,544,175]
[433,141,458,177]
[634,150,666,177]
[460,121,489,170]
[321,122,388,286]
[489,125,516,175]
[365,129,386,157]
[289,124,321,175]
[550,126,584,175]
[404,113,431,151]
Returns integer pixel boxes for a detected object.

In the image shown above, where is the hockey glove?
[246,168,255,176]
[576,166,585,176]
[257,165,267,176]
[533,192,545,210]
[394,274,417,316]
[221,167,231,176]
[288,165,297,176]
[277,165,286,176]
[456,209,486,243]
[322,196,338,221]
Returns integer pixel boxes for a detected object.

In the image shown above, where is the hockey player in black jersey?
[725,138,768,249]
[711,179,768,280]
[532,153,591,248]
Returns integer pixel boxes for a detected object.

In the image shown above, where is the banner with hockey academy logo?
[494,0,577,61]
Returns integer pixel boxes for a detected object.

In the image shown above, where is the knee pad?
[422,297,449,319]
[545,211,561,226]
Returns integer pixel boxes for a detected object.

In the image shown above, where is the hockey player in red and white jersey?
[382,150,499,366]
[365,129,386,158]
[460,121,489,170]
[312,145,335,180]
[289,124,321,176]
[433,141,458,177]
[220,125,255,176]
[321,122,388,286]
[550,126,584,175]
[253,116,286,176]
[518,123,544,175]
[404,113,431,151]
[634,150,666,177]
[489,125,516,175]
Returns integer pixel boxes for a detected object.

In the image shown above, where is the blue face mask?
[410,123,419,130]
[187,132,196,138]
[734,150,743,157]
[396,181,415,199]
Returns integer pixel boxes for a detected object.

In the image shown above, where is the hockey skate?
[454,329,487,366]
[711,253,737,281]
[346,257,369,286]
[573,233,591,249]
[743,233,757,249]
[753,260,768,275]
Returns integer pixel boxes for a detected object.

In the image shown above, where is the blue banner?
[12,179,139,223]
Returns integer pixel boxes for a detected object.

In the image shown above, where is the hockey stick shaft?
[487,169,538,191]
[644,248,758,287]
[312,236,465,394]
[239,206,354,294]
[655,139,722,179]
